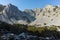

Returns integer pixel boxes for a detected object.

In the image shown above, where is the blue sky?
[0,0,60,10]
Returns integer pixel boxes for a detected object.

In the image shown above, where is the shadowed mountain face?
[0,4,5,12]
[0,4,36,25]
[0,4,60,26]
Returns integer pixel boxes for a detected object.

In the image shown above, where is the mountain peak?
[0,4,60,26]
[45,5,53,8]
[5,3,18,11]
[7,3,13,6]
[6,3,17,8]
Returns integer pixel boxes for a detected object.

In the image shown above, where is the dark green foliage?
[48,27,57,31]
[48,10,50,13]
[44,23,47,25]
[58,26,60,28]
[43,13,45,16]
[0,21,60,38]
[53,6,58,11]
[27,26,59,37]
[0,21,27,34]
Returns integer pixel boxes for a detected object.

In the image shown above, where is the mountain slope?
[0,4,60,26]
[0,4,35,24]
[30,5,60,26]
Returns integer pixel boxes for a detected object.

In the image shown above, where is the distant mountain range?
[0,4,60,26]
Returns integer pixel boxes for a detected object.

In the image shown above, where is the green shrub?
[27,26,37,33]
[48,27,57,31]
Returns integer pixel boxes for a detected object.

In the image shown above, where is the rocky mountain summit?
[30,5,60,26]
[0,4,35,24]
[0,4,60,26]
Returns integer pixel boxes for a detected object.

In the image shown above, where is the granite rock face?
[0,4,60,26]
[0,4,35,24]
[30,5,60,26]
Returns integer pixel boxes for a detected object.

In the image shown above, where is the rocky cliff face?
[30,5,60,26]
[0,4,60,26]
[0,4,35,24]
